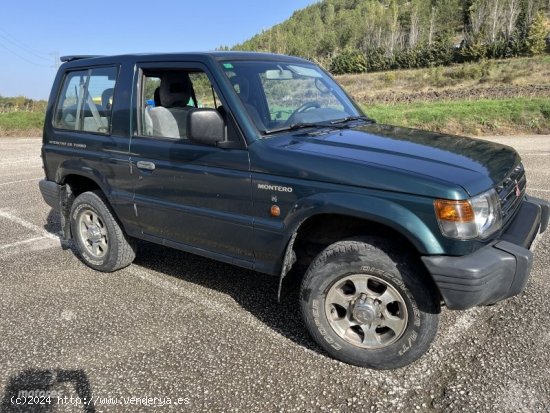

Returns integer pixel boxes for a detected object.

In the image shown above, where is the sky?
[0,0,317,100]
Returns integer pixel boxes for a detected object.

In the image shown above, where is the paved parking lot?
[0,136,549,412]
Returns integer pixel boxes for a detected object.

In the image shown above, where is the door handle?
[136,161,156,171]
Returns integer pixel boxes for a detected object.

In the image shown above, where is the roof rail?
[60,55,104,63]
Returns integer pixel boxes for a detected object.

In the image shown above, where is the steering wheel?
[286,101,321,125]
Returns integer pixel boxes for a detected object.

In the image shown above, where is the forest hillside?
[229,0,550,74]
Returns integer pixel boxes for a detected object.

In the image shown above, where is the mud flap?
[59,184,74,241]
[277,232,298,302]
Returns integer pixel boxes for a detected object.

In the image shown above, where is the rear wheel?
[300,238,439,369]
[70,191,136,272]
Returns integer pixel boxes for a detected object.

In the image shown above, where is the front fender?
[284,192,444,255]
[276,192,443,301]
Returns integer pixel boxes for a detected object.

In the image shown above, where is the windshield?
[220,60,363,135]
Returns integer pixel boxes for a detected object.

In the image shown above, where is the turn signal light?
[434,199,474,222]
[270,205,281,217]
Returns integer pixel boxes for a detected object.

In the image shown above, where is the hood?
[260,124,521,199]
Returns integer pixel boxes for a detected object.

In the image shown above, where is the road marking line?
[0,138,41,143]
[529,188,550,193]
[0,159,41,165]
[0,178,41,187]
[0,236,48,250]
[0,210,60,240]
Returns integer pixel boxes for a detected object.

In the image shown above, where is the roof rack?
[60,55,104,63]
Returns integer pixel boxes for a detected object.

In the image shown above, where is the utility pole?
[50,51,60,70]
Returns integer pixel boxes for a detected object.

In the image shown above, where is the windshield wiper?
[330,115,375,125]
[263,116,374,135]
[263,122,337,135]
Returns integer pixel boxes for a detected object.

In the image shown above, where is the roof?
[59,51,310,64]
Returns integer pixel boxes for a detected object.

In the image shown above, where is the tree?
[409,2,421,48]
[463,0,474,28]
[428,6,436,45]
[524,0,541,26]
[526,11,549,54]
[322,2,335,25]
[387,0,402,55]
[504,0,523,39]
[488,0,503,43]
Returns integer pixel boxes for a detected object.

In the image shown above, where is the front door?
[129,63,254,265]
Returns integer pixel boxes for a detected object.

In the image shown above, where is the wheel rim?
[324,274,408,349]
[77,208,108,259]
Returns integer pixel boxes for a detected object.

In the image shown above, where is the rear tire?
[300,238,439,369]
[70,190,136,272]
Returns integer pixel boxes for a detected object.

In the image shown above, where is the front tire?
[70,191,136,272]
[300,238,439,369]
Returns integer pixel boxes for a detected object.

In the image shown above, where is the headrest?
[231,76,250,100]
[159,74,192,107]
[153,87,161,107]
[101,88,114,109]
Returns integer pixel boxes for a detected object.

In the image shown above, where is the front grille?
[496,163,526,225]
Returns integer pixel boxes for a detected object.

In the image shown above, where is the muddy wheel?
[70,191,136,272]
[300,238,439,369]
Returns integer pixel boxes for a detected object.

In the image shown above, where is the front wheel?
[70,191,136,272]
[300,239,439,369]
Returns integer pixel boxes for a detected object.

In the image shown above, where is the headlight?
[434,189,502,240]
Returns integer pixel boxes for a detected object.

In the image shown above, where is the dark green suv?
[39,52,549,369]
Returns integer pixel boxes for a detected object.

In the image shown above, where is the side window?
[53,66,118,134]
[140,69,222,139]
[53,70,87,131]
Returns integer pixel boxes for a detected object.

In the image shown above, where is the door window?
[140,69,222,139]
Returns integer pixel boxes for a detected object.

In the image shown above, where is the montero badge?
[257,183,293,193]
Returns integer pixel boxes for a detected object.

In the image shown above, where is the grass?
[365,97,550,136]
[338,55,550,103]
[0,111,45,137]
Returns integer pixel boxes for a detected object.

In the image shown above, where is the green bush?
[417,42,454,68]
[458,40,488,63]
[330,49,368,74]
[364,48,390,72]
[393,49,418,69]
[377,42,454,72]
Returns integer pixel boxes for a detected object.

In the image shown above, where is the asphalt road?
[0,136,548,413]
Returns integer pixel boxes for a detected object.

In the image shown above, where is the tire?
[70,190,136,272]
[300,238,439,369]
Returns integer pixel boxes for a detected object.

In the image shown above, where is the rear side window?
[53,66,118,134]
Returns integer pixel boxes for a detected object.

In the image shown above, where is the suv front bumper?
[422,196,549,310]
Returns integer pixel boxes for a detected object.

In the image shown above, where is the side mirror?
[187,108,225,146]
